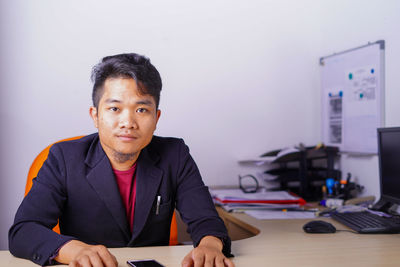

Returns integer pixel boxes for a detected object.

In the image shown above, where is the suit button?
[33,254,41,261]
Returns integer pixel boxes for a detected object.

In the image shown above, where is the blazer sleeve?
[8,144,76,266]
[174,140,232,257]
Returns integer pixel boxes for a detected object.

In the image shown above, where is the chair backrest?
[25,135,178,245]
[25,136,85,196]
[169,212,178,245]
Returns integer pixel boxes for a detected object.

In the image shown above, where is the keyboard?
[331,211,400,234]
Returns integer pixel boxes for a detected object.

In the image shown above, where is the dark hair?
[91,53,162,109]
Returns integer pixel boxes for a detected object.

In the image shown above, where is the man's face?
[90,77,161,169]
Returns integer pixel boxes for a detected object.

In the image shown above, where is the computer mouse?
[303,220,336,233]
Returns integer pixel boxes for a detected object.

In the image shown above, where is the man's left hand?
[181,236,234,267]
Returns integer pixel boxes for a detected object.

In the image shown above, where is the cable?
[336,229,358,234]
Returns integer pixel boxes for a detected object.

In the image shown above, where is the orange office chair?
[25,135,179,245]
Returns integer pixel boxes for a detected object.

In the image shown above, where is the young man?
[9,53,234,267]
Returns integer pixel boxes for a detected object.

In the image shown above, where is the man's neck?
[99,141,140,171]
[110,159,138,171]
[109,151,139,171]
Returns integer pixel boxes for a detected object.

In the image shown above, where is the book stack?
[210,188,306,213]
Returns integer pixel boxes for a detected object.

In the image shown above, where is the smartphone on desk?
[127,259,165,267]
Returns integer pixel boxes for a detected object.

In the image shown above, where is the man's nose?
[119,111,138,129]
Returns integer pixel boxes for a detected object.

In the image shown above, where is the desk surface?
[2,211,400,266]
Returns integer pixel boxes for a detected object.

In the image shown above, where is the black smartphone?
[127,259,165,267]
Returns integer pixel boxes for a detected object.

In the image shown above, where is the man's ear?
[89,106,99,128]
[156,109,161,122]
[154,109,161,131]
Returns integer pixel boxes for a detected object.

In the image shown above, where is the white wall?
[0,0,399,250]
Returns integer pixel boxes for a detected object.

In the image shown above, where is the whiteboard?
[320,41,385,154]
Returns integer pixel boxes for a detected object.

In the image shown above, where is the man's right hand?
[55,240,118,267]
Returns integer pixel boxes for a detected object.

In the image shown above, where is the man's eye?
[109,107,119,112]
[137,108,147,113]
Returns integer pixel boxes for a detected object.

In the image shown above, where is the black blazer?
[9,134,231,265]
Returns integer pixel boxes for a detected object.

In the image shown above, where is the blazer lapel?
[85,137,131,240]
[131,148,163,242]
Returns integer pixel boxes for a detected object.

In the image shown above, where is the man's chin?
[114,149,139,156]
[112,150,139,163]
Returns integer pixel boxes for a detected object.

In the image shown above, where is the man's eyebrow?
[104,98,122,104]
[104,98,154,106]
[136,100,153,106]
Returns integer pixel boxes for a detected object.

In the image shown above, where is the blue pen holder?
[326,178,336,196]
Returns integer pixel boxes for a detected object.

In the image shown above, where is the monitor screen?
[378,127,400,205]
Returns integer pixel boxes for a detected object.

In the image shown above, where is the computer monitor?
[372,127,400,212]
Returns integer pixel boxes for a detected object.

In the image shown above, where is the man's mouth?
[117,134,137,141]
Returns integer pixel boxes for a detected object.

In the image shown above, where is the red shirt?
[113,163,137,232]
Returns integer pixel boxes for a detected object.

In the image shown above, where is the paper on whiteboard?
[325,88,343,144]
[343,66,379,153]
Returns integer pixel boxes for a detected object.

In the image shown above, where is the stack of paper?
[210,189,306,212]
[244,210,316,220]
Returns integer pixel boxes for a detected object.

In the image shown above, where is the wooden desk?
[221,210,400,266]
[2,209,400,266]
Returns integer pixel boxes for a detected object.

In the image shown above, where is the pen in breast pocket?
[156,195,161,215]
